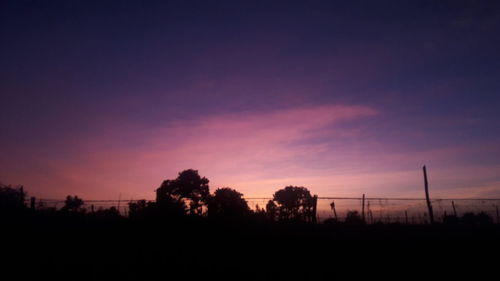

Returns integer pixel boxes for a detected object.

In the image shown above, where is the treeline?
[0,169,319,223]
[0,169,496,226]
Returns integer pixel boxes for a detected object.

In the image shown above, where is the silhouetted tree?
[0,184,26,214]
[61,195,84,212]
[272,186,314,222]
[156,169,210,215]
[208,187,250,219]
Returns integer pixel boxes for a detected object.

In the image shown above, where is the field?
[3,208,500,280]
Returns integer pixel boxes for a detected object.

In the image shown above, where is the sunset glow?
[1,1,500,201]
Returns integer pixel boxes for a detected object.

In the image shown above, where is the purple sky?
[1,1,500,200]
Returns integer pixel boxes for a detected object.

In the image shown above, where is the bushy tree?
[208,187,250,219]
[272,186,315,222]
[156,169,210,215]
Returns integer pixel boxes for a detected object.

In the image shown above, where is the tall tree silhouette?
[156,169,210,215]
[208,187,250,219]
[272,186,315,222]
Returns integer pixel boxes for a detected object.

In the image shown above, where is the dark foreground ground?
[2,214,499,281]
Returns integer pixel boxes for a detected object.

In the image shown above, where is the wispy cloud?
[2,103,500,201]
[1,104,376,198]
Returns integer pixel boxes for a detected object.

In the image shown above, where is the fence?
[30,196,500,224]
[246,197,500,224]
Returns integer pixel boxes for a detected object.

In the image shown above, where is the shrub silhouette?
[128,199,149,219]
[461,212,493,226]
[266,200,278,221]
[156,169,210,215]
[208,187,250,219]
[272,186,314,222]
[91,206,122,220]
[61,195,84,212]
[443,214,460,225]
[344,210,364,225]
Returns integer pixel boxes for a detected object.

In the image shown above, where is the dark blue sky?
[1,0,500,199]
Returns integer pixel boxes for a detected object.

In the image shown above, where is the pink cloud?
[1,104,376,199]
[3,103,500,203]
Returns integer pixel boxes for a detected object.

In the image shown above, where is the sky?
[1,0,500,200]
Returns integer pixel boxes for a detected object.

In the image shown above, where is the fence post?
[361,194,365,223]
[405,210,408,224]
[452,201,457,217]
[423,165,434,224]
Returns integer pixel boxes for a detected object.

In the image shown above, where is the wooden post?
[91,204,95,213]
[361,194,365,223]
[423,165,434,224]
[405,210,408,224]
[312,195,318,223]
[452,201,457,217]
[330,201,337,220]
